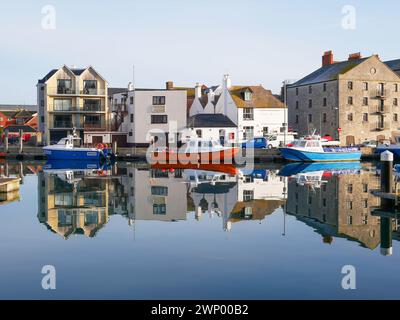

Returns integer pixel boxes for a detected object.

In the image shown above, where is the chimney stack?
[166,81,174,90]
[223,74,232,89]
[348,52,362,61]
[322,50,334,66]
[195,83,202,99]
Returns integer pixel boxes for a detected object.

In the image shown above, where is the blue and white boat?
[43,131,113,161]
[280,135,361,162]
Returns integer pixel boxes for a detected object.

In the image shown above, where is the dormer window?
[243,89,252,101]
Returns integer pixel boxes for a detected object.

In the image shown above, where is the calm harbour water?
[0,161,399,300]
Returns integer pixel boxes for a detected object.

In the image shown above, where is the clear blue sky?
[0,0,398,104]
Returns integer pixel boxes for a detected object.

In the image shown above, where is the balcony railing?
[46,87,106,96]
[83,123,106,131]
[370,105,390,114]
[375,89,387,98]
[370,121,390,131]
[53,121,73,128]
[50,105,105,112]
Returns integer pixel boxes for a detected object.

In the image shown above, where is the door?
[346,135,355,146]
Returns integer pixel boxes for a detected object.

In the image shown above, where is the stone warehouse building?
[287,51,400,145]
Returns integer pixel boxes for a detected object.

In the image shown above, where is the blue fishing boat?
[43,130,113,161]
[279,135,361,162]
[278,162,362,177]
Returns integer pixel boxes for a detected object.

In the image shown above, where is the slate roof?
[290,58,369,87]
[14,110,35,118]
[188,113,236,128]
[229,85,285,109]
[385,59,400,72]
[38,67,96,84]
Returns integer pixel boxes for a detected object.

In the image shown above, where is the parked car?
[242,136,279,149]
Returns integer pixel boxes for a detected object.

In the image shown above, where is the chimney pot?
[195,83,202,98]
[348,52,362,60]
[322,50,334,67]
[166,81,174,90]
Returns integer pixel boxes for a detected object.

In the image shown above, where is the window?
[363,199,368,208]
[295,115,299,123]
[347,184,353,193]
[323,83,327,92]
[244,90,252,101]
[128,131,133,136]
[83,80,97,94]
[130,96,134,104]
[363,97,368,106]
[84,115,101,127]
[308,196,312,204]
[151,186,168,196]
[151,115,168,124]
[295,101,299,109]
[308,99,312,108]
[363,82,368,91]
[262,127,269,136]
[83,99,101,111]
[196,129,202,138]
[348,96,353,105]
[322,198,327,207]
[153,204,166,215]
[395,84,398,92]
[296,88,299,96]
[362,216,368,225]
[362,113,368,122]
[243,190,254,202]
[394,98,398,106]
[323,113,327,123]
[243,108,254,120]
[363,184,368,192]
[346,201,353,210]
[348,113,353,121]
[153,96,165,105]
[346,215,353,225]
[394,114,398,122]
[348,81,353,90]
[308,114,312,123]
[323,98,327,107]
[130,114,134,123]
[243,126,254,140]
[54,99,72,111]
[57,79,72,94]
[308,86,312,94]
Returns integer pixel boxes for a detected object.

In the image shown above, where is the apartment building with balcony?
[113,82,187,147]
[37,65,109,144]
[287,51,400,145]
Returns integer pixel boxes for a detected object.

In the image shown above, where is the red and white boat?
[150,137,239,165]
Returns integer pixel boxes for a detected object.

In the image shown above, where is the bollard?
[380,150,394,256]
[19,130,23,154]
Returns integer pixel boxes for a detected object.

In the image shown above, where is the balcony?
[53,121,73,128]
[370,105,390,114]
[82,104,106,112]
[47,87,77,95]
[370,121,390,131]
[83,123,106,131]
[80,88,106,96]
[374,89,387,98]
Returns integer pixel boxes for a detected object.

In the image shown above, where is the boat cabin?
[290,138,324,152]
[56,136,83,148]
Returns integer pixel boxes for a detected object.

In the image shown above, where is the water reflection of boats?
[151,163,238,175]
[43,160,112,184]
[279,162,362,177]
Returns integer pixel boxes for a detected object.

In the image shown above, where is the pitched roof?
[291,58,369,87]
[0,104,37,111]
[229,86,285,109]
[38,66,107,84]
[14,110,35,118]
[38,69,58,84]
[4,125,36,133]
[188,113,236,128]
[385,59,400,72]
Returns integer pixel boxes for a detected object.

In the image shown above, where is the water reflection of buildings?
[188,168,287,231]
[286,168,382,249]
[38,171,110,239]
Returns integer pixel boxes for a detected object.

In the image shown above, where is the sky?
[0,0,399,104]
